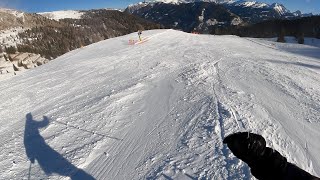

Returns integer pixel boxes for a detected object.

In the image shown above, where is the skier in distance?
[138,30,142,41]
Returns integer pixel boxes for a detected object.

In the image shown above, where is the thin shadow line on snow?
[161,174,174,180]
[50,119,123,141]
[23,113,95,180]
[185,173,197,180]
[266,59,320,70]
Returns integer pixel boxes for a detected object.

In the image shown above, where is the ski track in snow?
[0,29,319,179]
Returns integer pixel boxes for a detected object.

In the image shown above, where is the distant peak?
[270,2,289,15]
[144,0,235,4]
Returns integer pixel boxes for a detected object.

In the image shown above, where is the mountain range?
[145,0,314,16]
[125,0,312,33]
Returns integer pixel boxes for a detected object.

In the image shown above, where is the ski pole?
[27,161,32,180]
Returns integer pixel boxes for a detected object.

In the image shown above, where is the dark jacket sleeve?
[248,147,319,180]
[285,163,320,180]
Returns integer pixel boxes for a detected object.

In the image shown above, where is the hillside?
[0,9,160,80]
[234,16,320,39]
[0,30,319,179]
[0,8,62,31]
[17,9,161,59]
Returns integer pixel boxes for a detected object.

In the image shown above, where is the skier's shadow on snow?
[23,113,95,180]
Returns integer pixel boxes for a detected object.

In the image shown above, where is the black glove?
[223,132,320,180]
[223,132,266,165]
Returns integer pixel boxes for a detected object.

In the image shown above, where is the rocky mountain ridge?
[128,2,242,33]
[126,0,314,33]
[0,8,62,31]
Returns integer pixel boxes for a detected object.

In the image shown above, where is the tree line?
[16,10,161,59]
[211,16,320,43]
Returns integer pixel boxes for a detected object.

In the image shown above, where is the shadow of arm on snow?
[23,112,95,180]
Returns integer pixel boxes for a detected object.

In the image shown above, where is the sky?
[0,0,319,14]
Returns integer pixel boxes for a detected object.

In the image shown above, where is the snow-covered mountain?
[127,0,307,27]
[0,8,53,30]
[232,1,290,15]
[151,0,233,3]
[236,0,268,8]
[0,8,25,18]
[38,10,85,21]
[0,8,60,79]
[0,29,319,179]
[270,3,289,15]
[148,0,291,16]
[0,8,62,47]
[224,0,295,23]
[37,9,125,21]
[127,1,242,33]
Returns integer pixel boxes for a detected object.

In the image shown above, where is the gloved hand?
[223,132,266,165]
[224,132,319,180]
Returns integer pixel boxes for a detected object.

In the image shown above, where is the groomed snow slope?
[0,29,319,179]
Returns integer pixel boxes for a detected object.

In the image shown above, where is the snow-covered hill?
[38,10,84,20]
[0,30,319,179]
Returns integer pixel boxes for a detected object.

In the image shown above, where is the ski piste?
[128,30,170,45]
[135,37,149,45]
[128,37,149,45]
[0,29,319,179]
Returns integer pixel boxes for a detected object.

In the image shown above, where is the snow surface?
[248,37,320,59]
[38,10,84,20]
[0,27,26,47]
[0,29,319,179]
[263,36,320,49]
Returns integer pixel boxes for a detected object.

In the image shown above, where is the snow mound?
[38,10,84,20]
[0,29,319,179]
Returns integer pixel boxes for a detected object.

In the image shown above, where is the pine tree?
[5,46,17,54]
[277,26,286,43]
